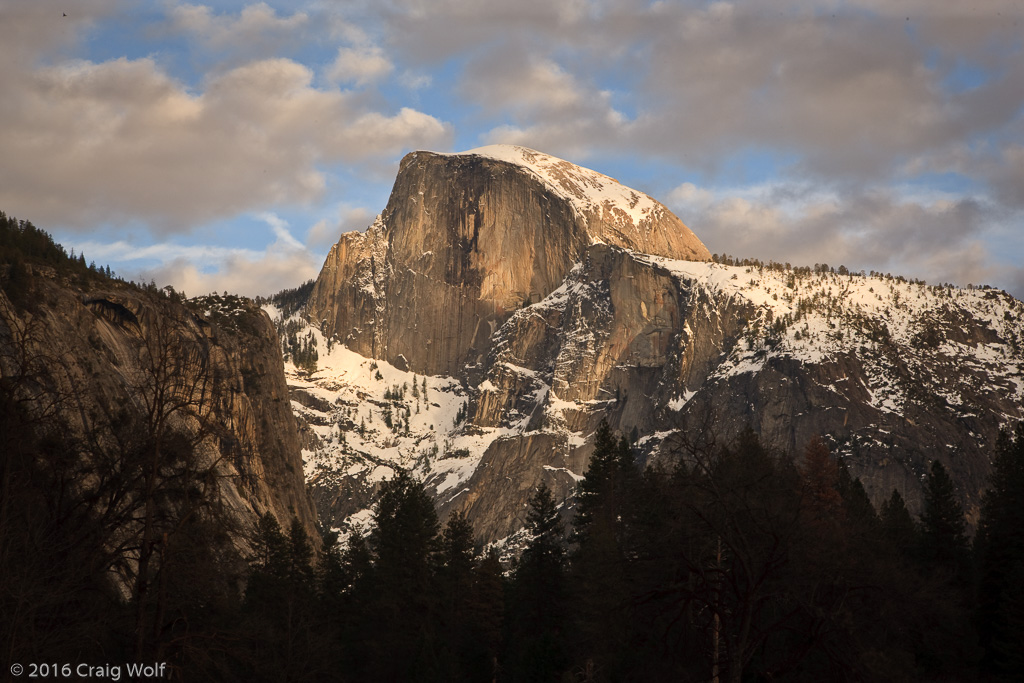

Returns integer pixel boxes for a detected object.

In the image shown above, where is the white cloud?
[257,212,305,250]
[462,49,629,159]
[381,0,1024,184]
[398,71,432,90]
[373,0,1024,293]
[464,56,587,114]
[0,46,450,232]
[306,205,374,250]
[4,0,1023,300]
[143,249,322,298]
[667,182,715,210]
[74,240,260,266]
[323,107,451,158]
[327,45,394,86]
[0,0,119,63]
[76,214,323,297]
[667,180,1018,290]
[168,2,309,62]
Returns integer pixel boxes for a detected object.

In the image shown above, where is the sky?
[2,0,1023,298]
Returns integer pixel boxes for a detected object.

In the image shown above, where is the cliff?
[306,145,709,376]
[0,265,318,552]
[294,147,1024,546]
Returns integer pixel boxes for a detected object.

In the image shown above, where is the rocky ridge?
[306,145,709,377]
[0,271,318,549]
[292,147,1024,546]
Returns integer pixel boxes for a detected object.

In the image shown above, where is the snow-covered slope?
[270,308,553,538]
[277,247,1024,542]
[296,144,1022,544]
[643,256,1024,419]
[449,145,662,229]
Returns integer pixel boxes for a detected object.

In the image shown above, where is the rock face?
[453,248,1024,536]
[297,146,1024,546]
[0,271,318,547]
[307,145,709,377]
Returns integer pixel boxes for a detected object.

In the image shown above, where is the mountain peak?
[438,145,688,244]
[308,145,710,375]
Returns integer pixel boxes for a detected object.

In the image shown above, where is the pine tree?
[315,529,345,603]
[470,549,505,681]
[365,470,441,679]
[975,424,1024,675]
[880,488,917,553]
[802,436,841,523]
[837,461,879,534]
[371,470,440,590]
[250,512,288,578]
[571,422,643,676]
[286,518,315,590]
[437,511,477,679]
[340,528,373,592]
[507,482,568,681]
[244,516,318,682]
[441,511,475,589]
[919,460,969,569]
[574,419,620,540]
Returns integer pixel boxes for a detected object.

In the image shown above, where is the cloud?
[4,0,1023,300]
[627,4,1023,179]
[370,0,1024,293]
[379,0,1024,183]
[993,145,1024,208]
[398,71,432,90]
[258,212,305,250]
[327,45,394,86]
[0,0,120,63]
[77,213,323,297]
[463,52,589,116]
[0,38,450,233]
[379,0,593,64]
[667,179,1022,292]
[167,2,310,64]
[463,47,628,159]
[143,248,322,298]
[305,205,375,250]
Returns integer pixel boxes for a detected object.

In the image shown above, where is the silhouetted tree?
[919,460,969,572]
[507,482,568,681]
[571,422,641,678]
[365,470,442,680]
[880,488,917,554]
[976,424,1024,677]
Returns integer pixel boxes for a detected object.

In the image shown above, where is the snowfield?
[446,144,665,229]
[640,256,1024,418]
[269,253,1024,540]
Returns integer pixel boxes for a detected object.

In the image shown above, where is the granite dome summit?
[445,145,709,258]
[292,146,1024,546]
[307,145,709,376]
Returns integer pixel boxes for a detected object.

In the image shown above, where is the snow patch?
[448,145,661,229]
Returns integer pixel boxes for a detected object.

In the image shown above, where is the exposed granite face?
[296,146,1023,547]
[0,273,318,543]
[306,147,710,377]
[441,246,1024,537]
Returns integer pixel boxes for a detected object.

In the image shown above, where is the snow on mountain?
[277,251,1024,540]
[642,256,1024,421]
[449,144,663,230]
[295,145,1022,544]
[271,308,558,538]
